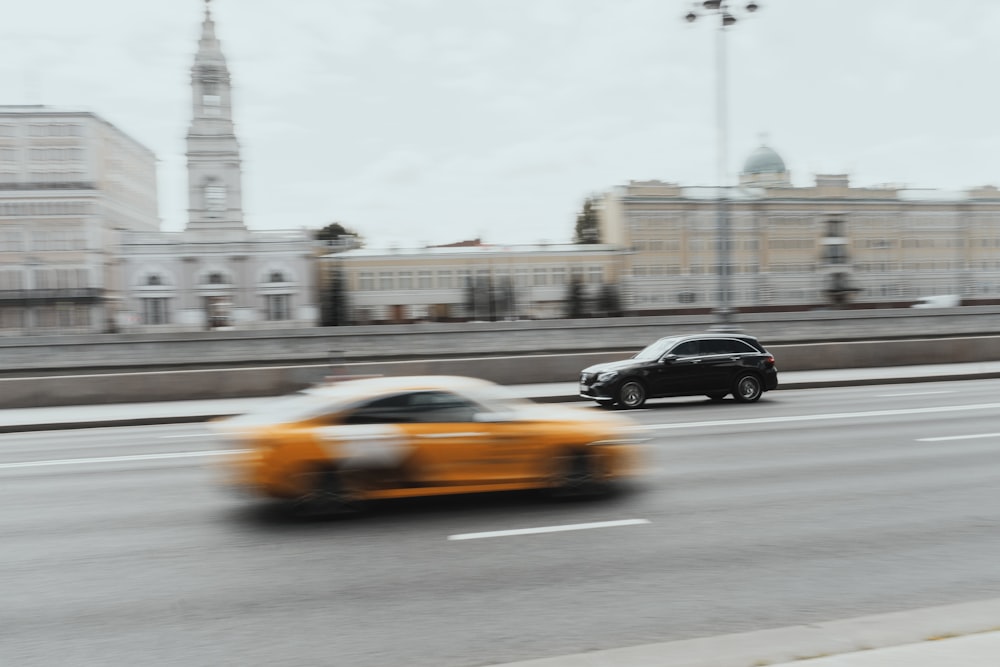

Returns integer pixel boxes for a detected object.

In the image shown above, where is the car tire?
[290,466,366,517]
[549,450,606,498]
[732,373,764,403]
[616,379,647,409]
[706,392,727,401]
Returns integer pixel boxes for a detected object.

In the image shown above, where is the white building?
[0,106,159,334]
[118,1,317,331]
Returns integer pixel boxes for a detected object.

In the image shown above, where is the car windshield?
[633,336,683,361]
[221,391,344,428]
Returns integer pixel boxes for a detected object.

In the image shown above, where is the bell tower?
[185,0,246,233]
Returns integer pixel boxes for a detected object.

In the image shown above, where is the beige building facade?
[323,243,627,324]
[0,106,159,334]
[601,145,1000,313]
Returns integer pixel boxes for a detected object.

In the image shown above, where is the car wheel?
[290,466,366,516]
[549,450,606,498]
[706,393,727,401]
[733,373,763,403]
[616,379,647,409]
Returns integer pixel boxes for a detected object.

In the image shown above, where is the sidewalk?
[2,361,1000,433]
[488,596,1000,666]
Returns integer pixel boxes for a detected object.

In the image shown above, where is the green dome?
[742,145,786,174]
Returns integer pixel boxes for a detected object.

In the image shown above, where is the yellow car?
[212,375,643,513]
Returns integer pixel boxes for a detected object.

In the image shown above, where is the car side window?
[699,339,731,355]
[407,391,480,423]
[708,339,757,355]
[670,341,700,357]
[342,394,418,425]
[724,340,758,354]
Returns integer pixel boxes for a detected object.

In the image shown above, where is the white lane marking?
[160,434,211,439]
[449,518,650,541]
[878,390,955,397]
[917,433,1000,442]
[634,402,1000,432]
[0,449,251,470]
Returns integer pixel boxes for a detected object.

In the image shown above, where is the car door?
[696,338,758,393]
[401,391,535,486]
[648,339,708,396]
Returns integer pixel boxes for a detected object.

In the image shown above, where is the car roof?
[306,374,498,400]
[659,332,761,342]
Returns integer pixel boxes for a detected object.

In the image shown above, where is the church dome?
[742,145,786,175]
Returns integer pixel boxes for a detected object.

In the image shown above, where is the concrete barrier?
[3,306,1000,372]
[2,335,999,408]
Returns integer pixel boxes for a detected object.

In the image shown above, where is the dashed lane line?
[449,519,650,541]
[0,449,250,470]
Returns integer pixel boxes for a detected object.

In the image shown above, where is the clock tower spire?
[185,0,246,233]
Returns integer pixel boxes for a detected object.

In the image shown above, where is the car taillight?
[765,355,775,365]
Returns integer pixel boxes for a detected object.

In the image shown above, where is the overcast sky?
[3,0,999,247]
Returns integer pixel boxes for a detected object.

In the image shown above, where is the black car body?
[579,333,778,408]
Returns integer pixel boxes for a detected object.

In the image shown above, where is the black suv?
[579,333,778,408]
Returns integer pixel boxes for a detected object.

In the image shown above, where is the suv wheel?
[617,380,647,409]
[733,373,763,403]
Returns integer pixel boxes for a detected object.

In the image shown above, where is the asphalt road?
[3,380,1000,666]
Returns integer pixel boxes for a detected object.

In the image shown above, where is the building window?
[33,269,52,289]
[436,271,453,289]
[0,230,23,252]
[0,270,23,290]
[202,94,221,116]
[204,184,226,214]
[147,275,162,286]
[359,272,374,291]
[268,271,286,283]
[0,307,25,329]
[533,268,548,286]
[418,271,432,289]
[378,272,394,290]
[207,272,226,285]
[398,271,413,289]
[551,268,567,285]
[266,294,291,321]
[142,298,170,325]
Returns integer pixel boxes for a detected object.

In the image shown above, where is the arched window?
[146,274,162,286]
[207,272,226,285]
[268,271,286,283]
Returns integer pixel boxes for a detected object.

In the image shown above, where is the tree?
[321,265,351,326]
[565,275,587,318]
[573,197,601,244]
[315,221,363,248]
[597,282,622,317]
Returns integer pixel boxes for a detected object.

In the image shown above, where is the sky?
[2,0,1000,248]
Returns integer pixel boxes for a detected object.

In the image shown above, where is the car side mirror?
[660,354,678,364]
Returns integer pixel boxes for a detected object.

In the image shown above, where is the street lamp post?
[685,1,758,330]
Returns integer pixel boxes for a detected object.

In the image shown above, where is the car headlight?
[596,371,619,383]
